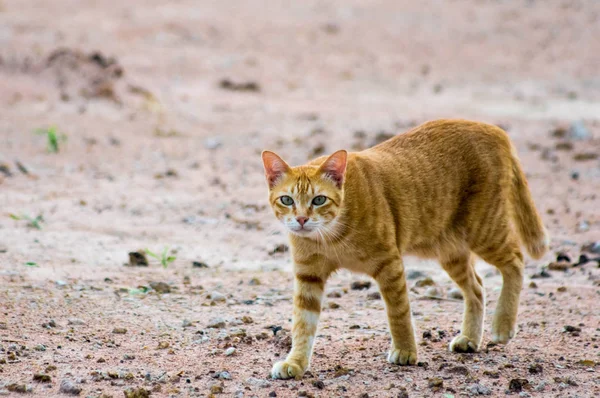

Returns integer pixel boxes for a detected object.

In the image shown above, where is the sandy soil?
[1,0,600,397]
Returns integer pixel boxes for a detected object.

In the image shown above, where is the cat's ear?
[262,151,291,188]
[319,150,347,188]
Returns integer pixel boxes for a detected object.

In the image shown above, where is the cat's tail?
[509,149,549,259]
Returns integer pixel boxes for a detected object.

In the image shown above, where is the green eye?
[312,195,327,206]
[280,196,294,206]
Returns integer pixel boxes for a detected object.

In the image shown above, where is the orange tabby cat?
[262,119,548,379]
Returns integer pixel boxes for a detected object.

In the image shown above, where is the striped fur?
[263,119,548,379]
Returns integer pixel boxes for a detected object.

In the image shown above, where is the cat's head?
[261,150,347,239]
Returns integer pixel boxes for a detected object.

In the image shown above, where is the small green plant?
[24,262,39,267]
[9,213,44,230]
[35,126,67,153]
[145,247,176,268]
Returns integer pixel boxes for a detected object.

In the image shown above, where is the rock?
[6,384,31,393]
[219,79,260,93]
[327,290,343,298]
[192,261,209,268]
[577,220,590,232]
[556,252,571,262]
[33,374,51,383]
[366,291,381,300]
[68,318,85,326]
[424,286,442,298]
[557,286,567,292]
[312,380,325,389]
[224,347,236,356]
[328,302,340,309]
[576,359,596,366]
[149,281,171,294]
[448,287,463,299]
[204,137,223,150]
[530,268,551,279]
[59,380,82,395]
[128,251,148,266]
[112,327,127,334]
[42,319,57,328]
[210,383,224,393]
[467,383,492,395]
[249,277,261,286]
[207,318,226,329]
[508,378,529,393]
[563,325,581,333]
[124,387,151,398]
[209,291,226,302]
[569,120,591,140]
[351,281,371,290]
[528,363,543,374]
[528,281,538,288]
[428,377,443,389]
[582,241,600,254]
[157,341,170,349]
[34,344,46,351]
[269,244,289,255]
[415,276,435,287]
[446,365,469,376]
[406,269,426,280]
[269,392,277,397]
[269,325,283,336]
[218,371,231,380]
[534,381,547,392]
[547,261,570,271]
[246,377,271,388]
[241,316,254,324]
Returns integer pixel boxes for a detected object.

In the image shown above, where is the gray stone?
[569,120,591,140]
[59,380,82,396]
[448,288,463,300]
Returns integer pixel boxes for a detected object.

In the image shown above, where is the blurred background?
[1,1,599,396]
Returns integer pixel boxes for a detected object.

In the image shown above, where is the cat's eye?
[312,195,327,206]
[280,196,294,206]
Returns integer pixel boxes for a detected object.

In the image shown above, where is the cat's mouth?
[288,226,315,236]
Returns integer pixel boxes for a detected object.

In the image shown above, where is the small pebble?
[406,269,426,280]
[351,281,371,290]
[448,287,463,300]
[424,286,442,298]
[112,327,127,334]
[415,276,435,287]
[59,380,82,396]
[366,291,381,300]
[225,347,236,356]
[68,318,85,326]
[207,318,226,329]
[210,291,226,302]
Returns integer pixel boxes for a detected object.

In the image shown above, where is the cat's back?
[371,119,513,159]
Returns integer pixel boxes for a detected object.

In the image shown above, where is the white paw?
[271,360,304,380]
[449,335,479,353]
[387,348,417,365]
[491,328,515,344]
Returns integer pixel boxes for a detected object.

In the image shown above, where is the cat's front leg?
[373,256,418,365]
[271,271,327,379]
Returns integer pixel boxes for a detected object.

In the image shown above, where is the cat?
[261,119,548,380]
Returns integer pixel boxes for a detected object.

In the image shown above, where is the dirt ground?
[1,0,600,397]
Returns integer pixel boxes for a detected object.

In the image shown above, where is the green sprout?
[9,214,44,230]
[145,247,176,268]
[25,262,39,267]
[35,126,67,153]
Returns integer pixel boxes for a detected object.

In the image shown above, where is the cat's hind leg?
[474,238,524,344]
[441,252,485,353]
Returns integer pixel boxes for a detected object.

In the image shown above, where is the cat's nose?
[296,216,309,227]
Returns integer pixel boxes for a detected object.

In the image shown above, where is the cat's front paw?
[387,348,417,366]
[491,325,516,344]
[449,335,480,353]
[271,360,305,380]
